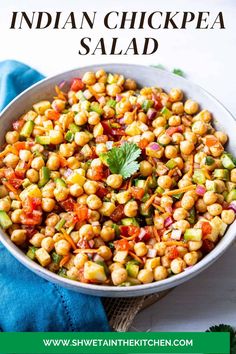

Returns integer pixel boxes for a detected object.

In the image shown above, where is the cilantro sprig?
[105,142,141,179]
[207,324,236,354]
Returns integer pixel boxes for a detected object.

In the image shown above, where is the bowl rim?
[0,62,236,297]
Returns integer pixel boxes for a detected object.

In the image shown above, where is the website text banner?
[0,332,229,354]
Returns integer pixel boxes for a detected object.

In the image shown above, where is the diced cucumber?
[226,182,236,192]
[205,156,215,166]
[166,159,177,169]
[126,261,139,278]
[192,170,206,184]
[55,178,66,187]
[11,200,21,210]
[211,216,228,237]
[95,261,109,276]
[99,153,109,166]
[205,180,216,192]
[55,218,66,231]
[139,203,152,216]
[121,218,139,226]
[22,178,31,188]
[184,228,202,241]
[65,131,74,142]
[142,100,153,112]
[0,211,13,229]
[107,99,117,108]
[69,123,80,133]
[112,224,120,237]
[135,179,146,189]
[160,107,172,119]
[221,153,235,170]
[113,251,128,263]
[26,246,38,260]
[90,102,103,115]
[38,167,50,188]
[226,189,236,203]
[173,193,183,200]
[33,100,51,114]
[148,176,157,189]
[213,169,229,181]
[36,136,50,145]
[58,267,68,278]
[156,186,164,196]
[52,252,63,264]
[20,120,34,138]
[107,73,116,84]
[187,207,196,225]
[141,193,150,202]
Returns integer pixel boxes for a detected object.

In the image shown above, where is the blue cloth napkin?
[0,60,110,332]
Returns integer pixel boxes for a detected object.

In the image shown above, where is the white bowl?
[0,64,236,297]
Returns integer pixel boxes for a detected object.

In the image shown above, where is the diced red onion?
[147,108,157,120]
[165,205,173,214]
[164,216,173,227]
[84,89,93,100]
[149,142,161,151]
[171,229,182,240]
[88,239,95,248]
[119,118,125,124]
[93,254,104,262]
[98,96,106,105]
[138,228,147,240]
[116,94,122,102]
[58,80,66,89]
[228,201,236,213]
[177,126,184,133]
[64,168,73,178]
[194,163,200,169]
[147,248,157,258]
[196,185,206,196]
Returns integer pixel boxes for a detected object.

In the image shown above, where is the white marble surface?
[0,0,236,332]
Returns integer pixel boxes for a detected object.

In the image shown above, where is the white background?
[0,0,236,332]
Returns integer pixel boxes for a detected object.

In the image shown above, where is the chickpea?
[77,194,88,205]
[26,168,39,183]
[214,131,227,145]
[221,210,235,224]
[203,191,217,205]
[181,195,195,210]
[154,216,164,230]
[31,156,45,170]
[158,175,172,190]
[0,185,8,198]
[111,268,127,285]
[46,154,60,171]
[165,145,178,159]
[88,112,100,125]
[45,226,55,238]
[172,133,184,144]
[214,180,225,193]
[116,101,132,115]
[174,157,184,169]
[139,160,153,176]
[3,153,19,168]
[109,262,124,273]
[30,233,45,247]
[79,224,94,240]
[184,131,197,144]
[138,269,154,284]
[160,195,173,209]
[123,112,134,124]
[188,240,203,252]
[138,112,147,123]
[173,220,190,233]
[42,198,56,212]
[59,144,74,157]
[19,149,32,162]
[158,134,171,146]
[161,255,171,268]
[100,226,115,242]
[154,266,168,281]
[169,88,183,102]
[53,233,64,242]
[75,131,90,146]
[67,157,80,170]
[207,203,222,216]
[11,209,23,224]
[195,198,207,213]
[69,184,83,197]
[124,200,138,217]
[173,208,188,221]
[46,214,60,227]
[169,115,181,127]
[95,143,107,155]
[49,130,64,145]
[98,246,112,260]
[41,237,54,252]
[192,121,208,135]
[51,99,65,112]
[172,102,184,115]
[152,116,167,128]
[106,84,121,97]
[82,71,96,85]
[124,78,137,91]
[74,253,88,269]
[185,190,197,201]
[74,112,88,126]
[230,169,236,183]
[5,131,19,144]
[54,186,69,202]
[153,126,165,137]
[134,242,148,257]
[170,258,186,274]
[184,99,199,115]
[82,181,97,195]
[154,242,166,256]
[55,239,71,256]
[42,183,55,198]
[180,140,195,155]
[0,198,11,212]
[106,174,123,189]
[92,82,105,93]
[86,194,102,210]
[184,251,198,266]
[11,229,26,245]
[96,69,107,83]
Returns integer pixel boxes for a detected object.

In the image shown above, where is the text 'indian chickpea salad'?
[0,70,236,286]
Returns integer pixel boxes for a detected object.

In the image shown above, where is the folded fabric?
[0,60,110,332]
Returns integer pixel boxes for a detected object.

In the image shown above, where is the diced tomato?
[96,186,109,199]
[119,225,140,238]
[77,239,90,249]
[70,78,84,92]
[111,128,126,136]
[77,268,89,283]
[166,246,179,260]
[138,227,152,241]
[95,135,108,144]
[114,239,130,251]
[138,138,149,149]
[166,126,183,136]
[202,222,212,237]
[21,210,42,225]
[22,226,37,238]
[14,142,28,150]
[4,168,16,180]
[23,197,42,214]
[205,136,218,147]
[201,239,215,254]
[152,94,163,110]
[60,198,75,212]
[130,186,145,200]
[9,178,23,189]
[59,155,68,168]
[13,119,24,131]
[15,161,27,179]
[101,121,113,136]
[74,204,88,222]
[45,109,60,120]
[110,205,125,222]
[90,165,104,181]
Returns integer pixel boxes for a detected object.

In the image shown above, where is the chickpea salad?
[0,70,236,287]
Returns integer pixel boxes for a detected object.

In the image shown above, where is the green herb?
[172,68,185,77]
[206,324,236,354]
[151,64,166,70]
[105,142,141,179]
